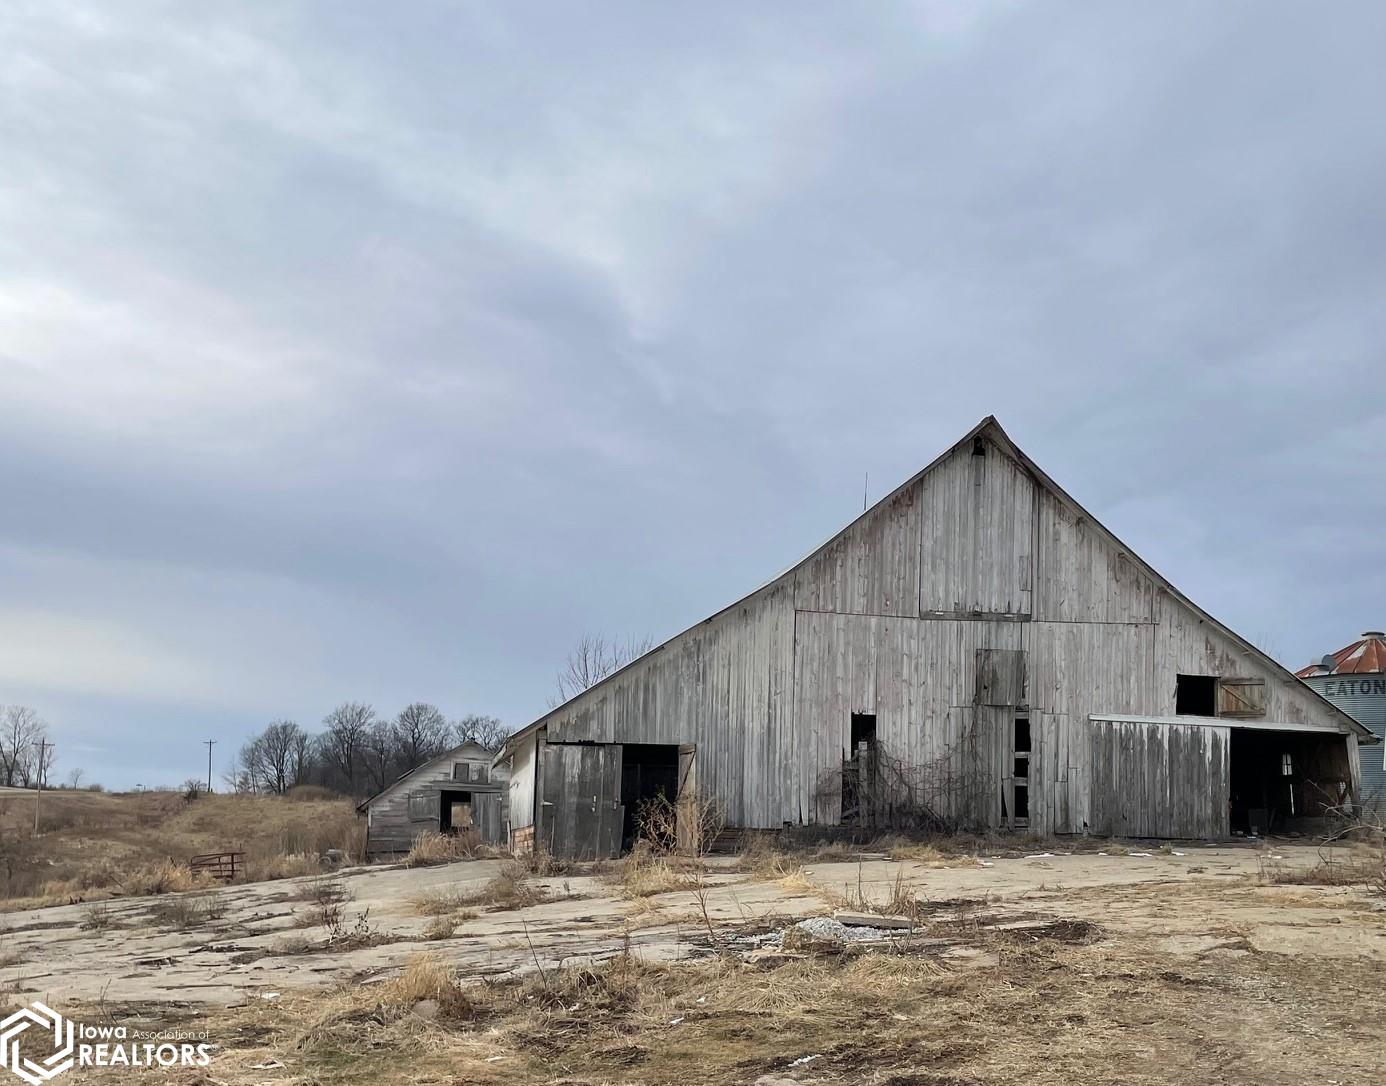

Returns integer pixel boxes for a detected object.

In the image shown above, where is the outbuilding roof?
[1297,632,1386,678]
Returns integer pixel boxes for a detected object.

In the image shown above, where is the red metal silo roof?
[1297,631,1386,677]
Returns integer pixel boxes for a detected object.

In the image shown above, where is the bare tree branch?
[552,633,655,707]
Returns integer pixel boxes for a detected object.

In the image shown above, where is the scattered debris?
[830,910,916,930]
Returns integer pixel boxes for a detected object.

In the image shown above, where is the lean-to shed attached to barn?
[496,418,1375,858]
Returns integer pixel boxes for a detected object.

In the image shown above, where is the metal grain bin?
[1298,632,1386,807]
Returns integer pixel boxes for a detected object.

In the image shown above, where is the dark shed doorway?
[1229,729,1353,834]
[620,743,680,850]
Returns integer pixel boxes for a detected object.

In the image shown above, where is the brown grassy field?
[0,788,364,908]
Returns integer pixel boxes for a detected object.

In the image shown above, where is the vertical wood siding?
[919,445,1034,616]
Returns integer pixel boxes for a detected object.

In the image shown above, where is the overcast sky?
[2,2,1382,788]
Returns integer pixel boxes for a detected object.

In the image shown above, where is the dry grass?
[376,955,481,1019]
[78,901,113,932]
[607,843,702,899]
[146,890,226,931]
[403,831,509,868]
[421,916,457,940]
[0,789,363,908]
[462,866,547,910]
[73,906,1386,1086]
[1261,848,1386,893]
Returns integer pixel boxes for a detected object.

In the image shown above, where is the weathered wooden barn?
[357,741,509,855]
[495,419,1375,858]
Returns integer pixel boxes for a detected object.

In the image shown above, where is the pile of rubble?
[720,911,923,959]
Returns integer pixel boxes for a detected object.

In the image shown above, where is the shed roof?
[1296,632,1386,678]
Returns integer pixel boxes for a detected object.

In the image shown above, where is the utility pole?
[33,738,52,834]
[205,739,216,793]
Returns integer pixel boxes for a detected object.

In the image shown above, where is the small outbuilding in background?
[357,740,509,855]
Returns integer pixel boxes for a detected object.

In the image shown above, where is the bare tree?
[251,720,308,795]
[360,719,394,794]
[66,768,85,789]
[552,634,655,706]
[392,702,450,770]
[453,714,512,750]
[319,702,376,794]
[0,707,46,787]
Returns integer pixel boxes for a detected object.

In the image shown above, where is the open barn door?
[676,744,699,852]
[539,743,624,859]
[472,792,506,846]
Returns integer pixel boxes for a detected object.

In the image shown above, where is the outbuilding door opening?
[1229,729,1353,835]
[439,789,473,834]
[620,743,680,850]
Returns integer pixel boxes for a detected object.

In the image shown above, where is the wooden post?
[34,738,52,834]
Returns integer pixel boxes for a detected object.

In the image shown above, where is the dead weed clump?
[421,916,458,940]
[119,861,210,897]
[148,891,226,931]
[608,843,702,899]
[1261,849,1386,893]
[78,901,113,932]
[403,832,500,868]
[377,955,480,1020]
[467,865,548,910]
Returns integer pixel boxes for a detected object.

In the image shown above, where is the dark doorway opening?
[850,713,877,754]
[843,714,879,825]
[1012,715,1030,822]
[620,744,680,850]
[1176,674,1218,715]
[438,789,473,834]
[1229,729,1353,834]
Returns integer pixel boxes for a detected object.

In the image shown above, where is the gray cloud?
[0,1,1381,786]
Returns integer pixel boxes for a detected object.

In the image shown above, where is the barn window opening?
[1281,753,1293,777]
[850,713,877,755]
[1010,715,1030,826]
[972,437,987,457]
[1175,674,1218,715]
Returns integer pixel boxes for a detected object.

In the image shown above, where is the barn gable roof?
[499,416,1373,757]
